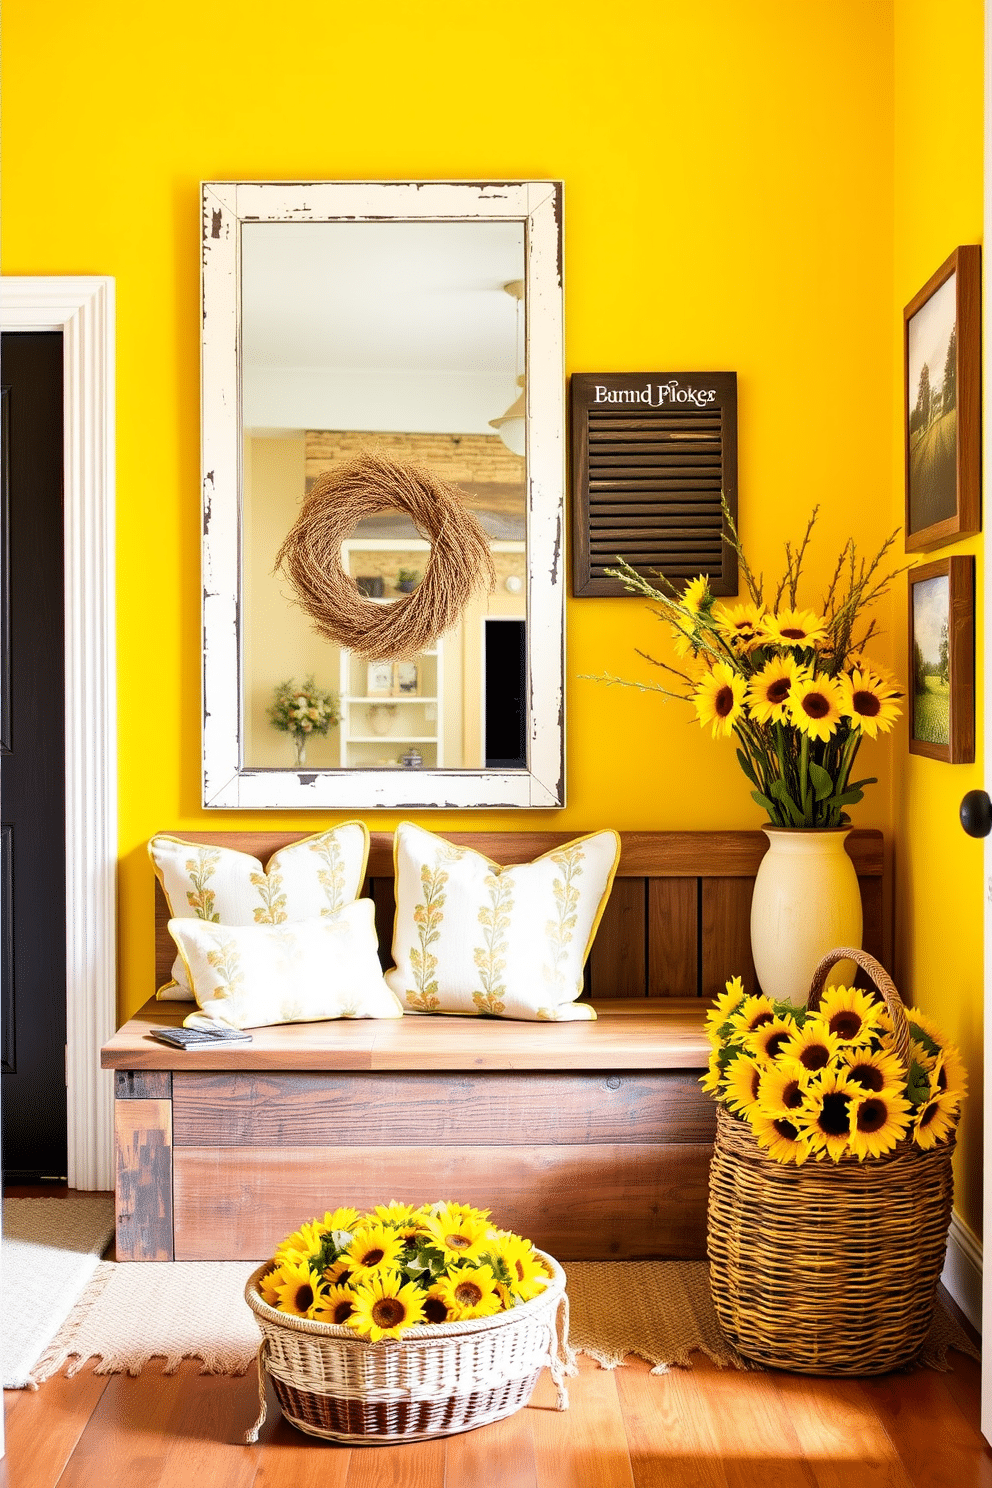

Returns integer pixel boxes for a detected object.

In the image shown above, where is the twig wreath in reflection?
[275,454,496,661]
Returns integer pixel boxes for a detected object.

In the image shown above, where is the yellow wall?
[893,0,985,1237]
[2,0,900,1019]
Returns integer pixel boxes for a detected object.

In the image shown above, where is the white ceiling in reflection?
[241,220,525,435]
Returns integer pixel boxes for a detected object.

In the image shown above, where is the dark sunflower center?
[828,1011,864,1040]
[294,1284,314,1312]
[714,685,735,718]
[361,1247,385,1267]
[817,1092,851,1136]
[767,678,791,703]
[332,1299,353,1324]
[847,1064,885,1092]
[852,689,881,717]
[919,1102,939,1129]
[749,1067,761,1100]
[856,1099,887,1133]
[782,1079,804,1109]
[454,1282,483,1306]
[749,1011,775,1031]
[800,1043,830,1071]
[938,1065,948,1092]
[423,1296,449,1324]
[802,693,830,719]
[372,1298,405,1327]
[446,1233,471,1250]
[515,1259,526,1281]
[773,1118,800,1141]
[781,627,808,640]
[764,1031,790,1059]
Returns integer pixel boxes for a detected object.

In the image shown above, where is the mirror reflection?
[240,220,528,771]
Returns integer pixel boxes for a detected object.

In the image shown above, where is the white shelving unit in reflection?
[338,539,443,769]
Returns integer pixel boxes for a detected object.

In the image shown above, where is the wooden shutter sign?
[570,372,738,598]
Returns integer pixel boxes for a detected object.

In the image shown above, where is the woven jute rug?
[30,1258,978,1385]
[2,1194,115,1389]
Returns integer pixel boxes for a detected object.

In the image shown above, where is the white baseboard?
[941,1210,982,1333]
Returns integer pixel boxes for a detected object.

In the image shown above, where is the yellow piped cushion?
[385,822,621,1021]
[170,901,403,1030]
[149,823,370,1000]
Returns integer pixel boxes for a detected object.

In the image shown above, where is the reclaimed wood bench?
[101,828,886,1263]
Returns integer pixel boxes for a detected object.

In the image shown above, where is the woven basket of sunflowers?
[705,947,964,1375]
[243,1201,574,1444]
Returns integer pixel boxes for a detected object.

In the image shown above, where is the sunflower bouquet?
[257,1201,551,1341]
[600,506,906,828]
[702,975,966,1164]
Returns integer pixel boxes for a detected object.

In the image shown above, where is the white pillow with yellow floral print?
[169,901,403,1030]
[150,823,370,1000]
[384,822,621,1021]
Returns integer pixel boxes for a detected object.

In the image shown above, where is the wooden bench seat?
[102,827,887,1264]
[103,998,713,1264]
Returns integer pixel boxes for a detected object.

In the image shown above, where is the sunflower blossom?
[759,607,828,649]
[839,670,901,738]
[694,662,746,739]
[787,672,845,742]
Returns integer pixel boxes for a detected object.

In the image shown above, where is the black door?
[1,332,67,1181]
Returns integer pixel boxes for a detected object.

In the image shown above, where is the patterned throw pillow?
[149,824,370,999]
[170,902,403,1030]
[385,822,621,1021]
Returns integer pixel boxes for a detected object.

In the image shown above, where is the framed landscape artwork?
[903,246,981,552]
[908,555,974,763]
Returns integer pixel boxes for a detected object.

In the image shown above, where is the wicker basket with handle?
[244,1249,574,1444]
[707,947,955,1375]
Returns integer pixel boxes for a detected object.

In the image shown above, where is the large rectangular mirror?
[201,181,564,809]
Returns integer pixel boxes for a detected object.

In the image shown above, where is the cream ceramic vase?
[749,828,862,1006]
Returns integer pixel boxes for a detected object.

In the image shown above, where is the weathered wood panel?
[115,1070,172,1101]
[114,1098,174,1262]
[171,1070,715,1148]
[588,879,645,998]
[647,878,698,998]
[163,827,884,880]
[172,1143,712,1261]
[368,877,397,970]
[701,878,757,1000]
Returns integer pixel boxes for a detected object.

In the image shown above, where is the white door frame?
[0,277,117,1191]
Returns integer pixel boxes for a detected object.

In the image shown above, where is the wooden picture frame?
[393,661,420,697]
[908,555,974,762]
[904,246,981,552]
[366,661,394,698]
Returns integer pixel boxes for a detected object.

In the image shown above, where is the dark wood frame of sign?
[570,371,738,598]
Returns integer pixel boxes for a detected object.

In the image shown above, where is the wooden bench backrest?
[154,828,886,1001]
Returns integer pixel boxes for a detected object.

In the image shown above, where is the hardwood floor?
[3,1348,989,1488]
[4,1187,989,1485]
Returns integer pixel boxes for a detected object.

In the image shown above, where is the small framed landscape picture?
[394,660,420,697]
[904,246,981,552]
[366,661,394,698]
[908,555,974,763]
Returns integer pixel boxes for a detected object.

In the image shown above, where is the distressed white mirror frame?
[201,180,565,810]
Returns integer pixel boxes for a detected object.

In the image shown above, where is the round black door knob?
[960,789,992,838]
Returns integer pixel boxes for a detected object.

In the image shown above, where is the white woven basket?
[244,1250,575,1444]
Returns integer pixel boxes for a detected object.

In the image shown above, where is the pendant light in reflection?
[489,279,526,457]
